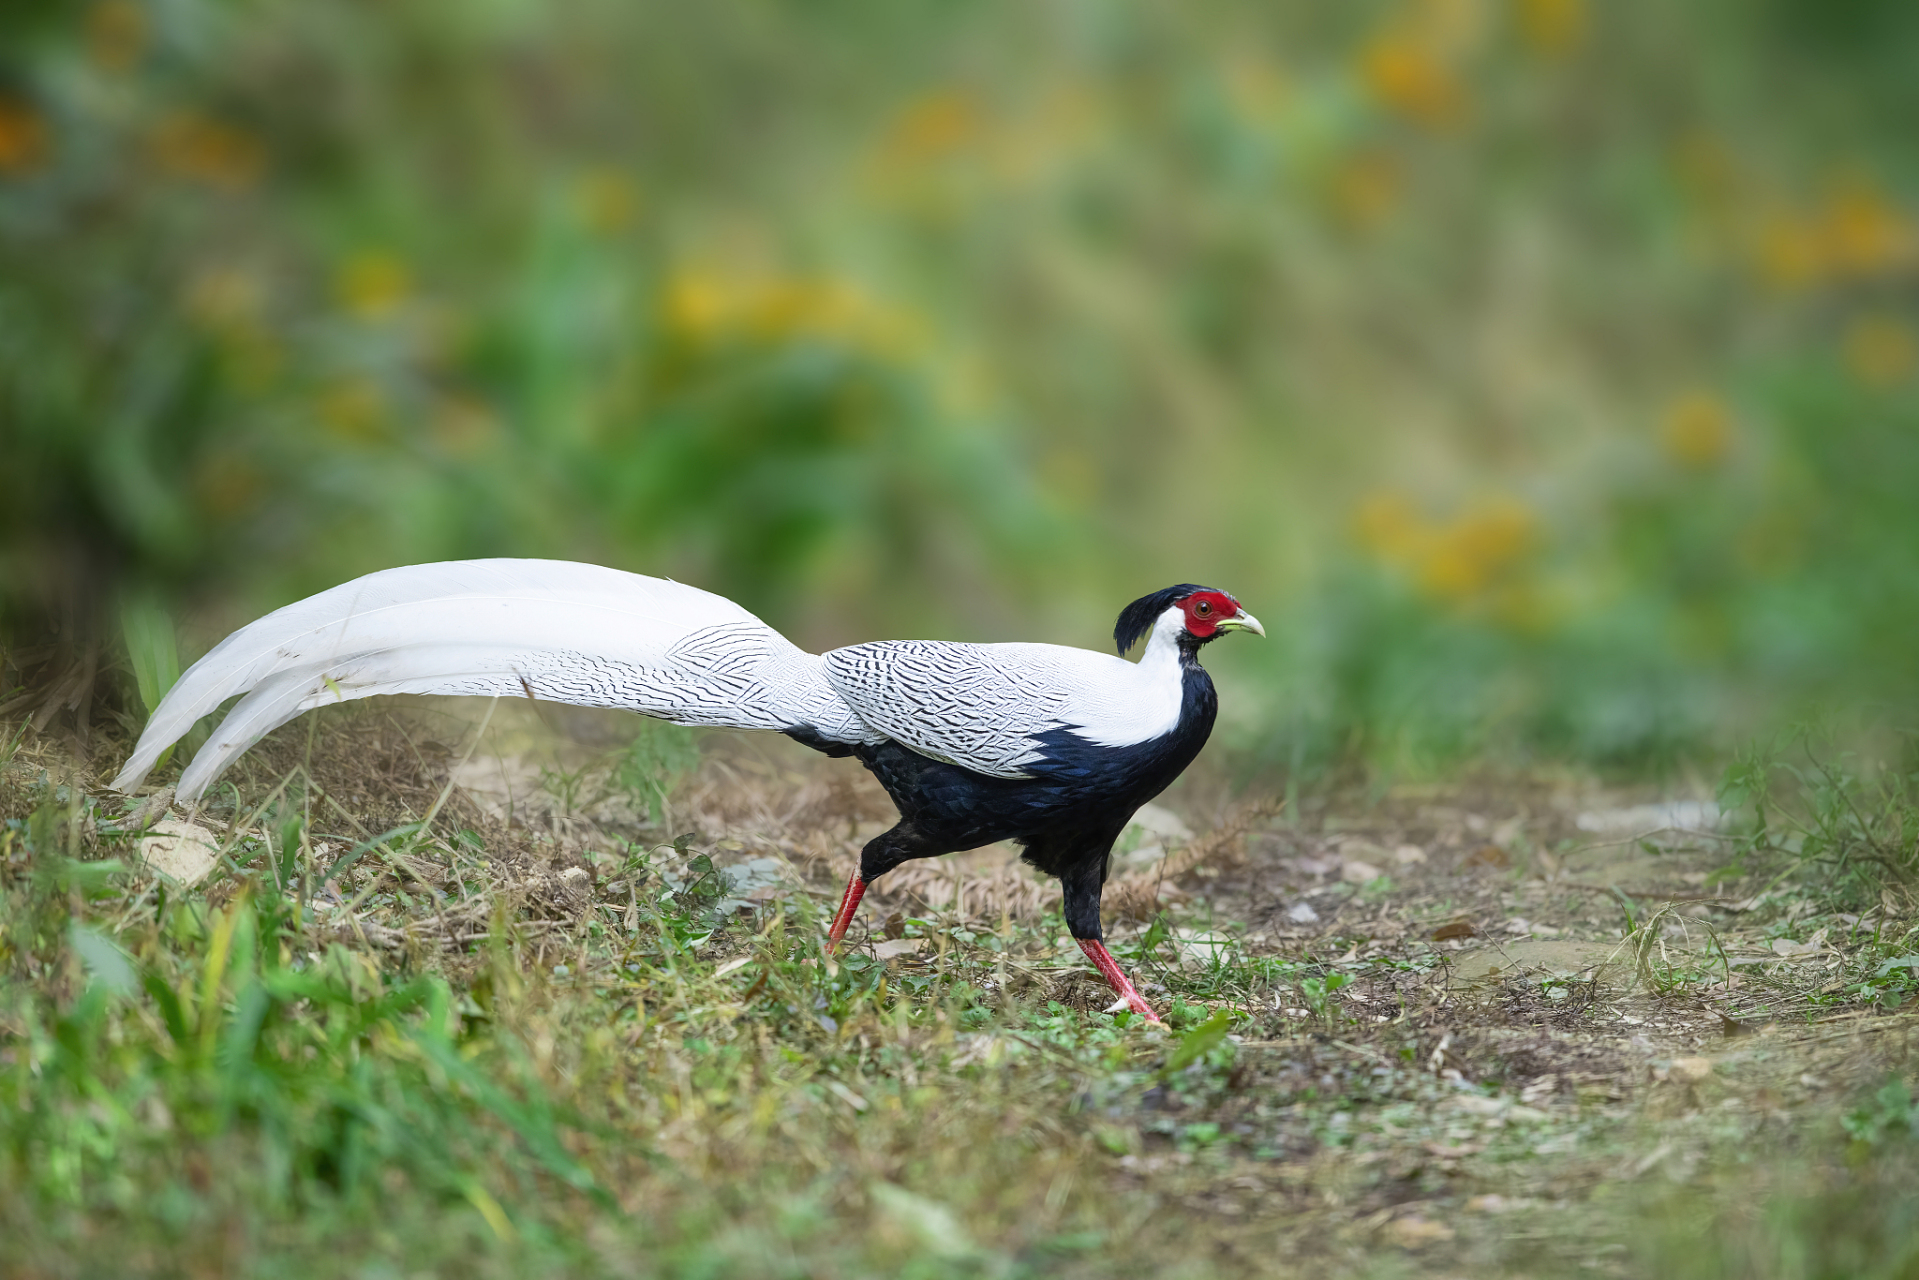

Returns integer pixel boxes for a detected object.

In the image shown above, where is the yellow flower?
[1360,33,1467,128]
[572,169,639,234]
[1418,499,1536,601]
[86,1,148,73]
[1844,314,1917,388]
[663,272,732,338]
[1355,491,1538,608]
[1823,179,1915,278]
[152,111,264,190]
[1660,390,1733,468]
[335,253,410,321]
[1514,0,1585,56]
[317,379,385,442]
[661,269,916,354]
[878,90,982,167]
[0,99,48,174]
[1749,179,1917,292]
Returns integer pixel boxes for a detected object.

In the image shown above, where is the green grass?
[0,774,1262,1277]
[7,713,1919,1277]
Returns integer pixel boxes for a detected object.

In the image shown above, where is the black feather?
[1113,584,1206,654]
[849,658,1219,939]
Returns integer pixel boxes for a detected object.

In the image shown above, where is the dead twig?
[1106,797,1284,921]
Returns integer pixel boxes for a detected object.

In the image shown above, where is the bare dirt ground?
[7,698,1917,1277]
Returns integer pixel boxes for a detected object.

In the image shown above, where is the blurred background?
[3,0,1917,780]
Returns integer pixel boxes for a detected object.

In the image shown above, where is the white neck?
[1038,605,1190,749]
[1135,606,1188,676]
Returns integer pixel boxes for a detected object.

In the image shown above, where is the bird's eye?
[1194,600,1212,616]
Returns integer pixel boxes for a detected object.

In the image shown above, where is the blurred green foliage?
[4,0,1919,774]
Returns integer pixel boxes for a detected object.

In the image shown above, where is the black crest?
[1114,584,1207,654]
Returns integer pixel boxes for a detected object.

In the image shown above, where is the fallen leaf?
[1341,859,1383,884]
[1630,1141,1676,1177]
[1670,1056,1714,1082]
[1128,802,1193,843]
[1575,801,1721,835]
[1384,1215,1455,1247]
[1770,928,1828,960]
[1466,1194,1521,1213]
[1287,901,1321,924]
[1393,843,1428,865]
[826,1080,868,1112]
[873,937,926,961]
[869,1183,974,1258]
[1430,919,1477,942]
[1421,1140,1483,1159]
[1173,929,1234,969]
[1464,844,1510,869]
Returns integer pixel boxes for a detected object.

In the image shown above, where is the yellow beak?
[1218,609,1265,637]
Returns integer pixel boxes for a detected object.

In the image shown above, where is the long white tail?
[112,559,875,801]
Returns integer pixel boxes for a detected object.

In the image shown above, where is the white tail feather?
[112,559,873,801]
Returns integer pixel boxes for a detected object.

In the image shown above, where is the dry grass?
[2,703,1918,1278]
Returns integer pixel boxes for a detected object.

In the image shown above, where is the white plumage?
[111,560,872,801]
[111,559,1200,802]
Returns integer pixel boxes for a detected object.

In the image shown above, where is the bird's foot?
[1077,938,1164,1025]
[824,870,867,955]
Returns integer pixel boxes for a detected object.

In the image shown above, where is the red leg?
[1077,938,1163,1024]
[825,869,867,954]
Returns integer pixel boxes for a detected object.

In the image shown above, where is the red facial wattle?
[1179,590,1241,638]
